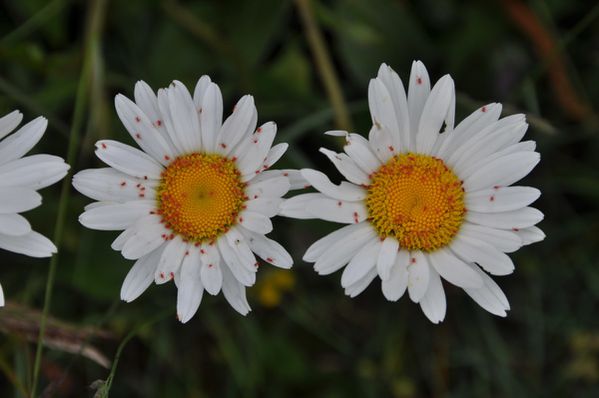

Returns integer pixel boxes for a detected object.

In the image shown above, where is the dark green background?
[1,0,598,396]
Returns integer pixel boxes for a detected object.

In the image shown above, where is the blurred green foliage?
[1,0,599,396]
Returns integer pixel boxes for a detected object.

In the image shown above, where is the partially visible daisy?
[0,110,70,306]
[73,77,301,322]
[281,61,544,323]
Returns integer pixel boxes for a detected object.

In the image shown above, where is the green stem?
[295,0,353,132]
[98,310,172,398]
[29,0,107,396]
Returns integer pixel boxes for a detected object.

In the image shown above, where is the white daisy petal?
[246,176,290,200]
[319,148,370,186]
[0,284,4,307]
[168,81,203,151]
[239,228,293,269]
[156,87,185,154]
[120,246,163,302]
[72,168,156,202]
[95,140,163,180]
[199,82,223,152]
[238,210,273,234]
[305,196,368,224]
[177,249,204,323]
[217,95,257,155]
[458,140,535,180]
[300,169,366,201]
[199,244,223,295]
[377,236,399,280]
[428,248,484,289]
[235,122,277,175]
[345,266,378,298]
[450,233,515,276]
[0,230,56,258]
[416,75,454,154]
[451,116,527,173]
[114,94,175,165]
[515,226,545,245]
[192,75,212,110]
[313,226,377,275]
[0,213,31,236]
[419,269,446,324]
[0,117,46,165]
[304,223,367,262]
[0,110,23,140]
[341,239,380,288]
[436,103,502,158]
[0,154,69,190]
[133,81,163,128]
[79,201,154,230]
[220,264,251,315]
[407,60,431,138]
[0,187,42,213]
[446,114,522,167]
[279,193,326,219]
[155,236,188,284]
[407,251,430,303]
[463,265,510,317]
[376,63,410,151]
[460,222,522,253]
[121,215,168,260]
[226,228,257,271]
[244,197,283,218]
[368,124,395,163]
[343,133,382,174]
[466,207,544,230]
[111,228,134,251]
[464,151,540,192]
[368,78,400,149]
[260,143,288,170]
[466,186,540,213]
[217,237,256,287]
[381,250,409,301]
[252,169,309,190]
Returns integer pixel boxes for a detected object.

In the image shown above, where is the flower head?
[281,61,544,323]
[0,111,69,306]
[73,77,300,322]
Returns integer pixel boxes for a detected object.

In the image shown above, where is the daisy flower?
[73,77,300,322]
[281,61,544,323]
[0,110,70,306]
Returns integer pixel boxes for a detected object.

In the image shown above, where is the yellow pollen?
[156,153,246,243]
[365,153,465,252]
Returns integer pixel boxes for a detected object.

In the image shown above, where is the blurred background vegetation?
[0,0,598,396]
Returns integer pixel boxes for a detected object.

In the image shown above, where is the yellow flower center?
[156,153,246,243]
[365,153,465,252]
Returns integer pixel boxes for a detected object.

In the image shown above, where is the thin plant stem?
[97,310,173,398]
[29,0,107,396]
[295,0,353,132]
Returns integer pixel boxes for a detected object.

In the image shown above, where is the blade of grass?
[96,309,172,398]
[295,0,353,131]
[29,0,107,396]
[0,352,28,397]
